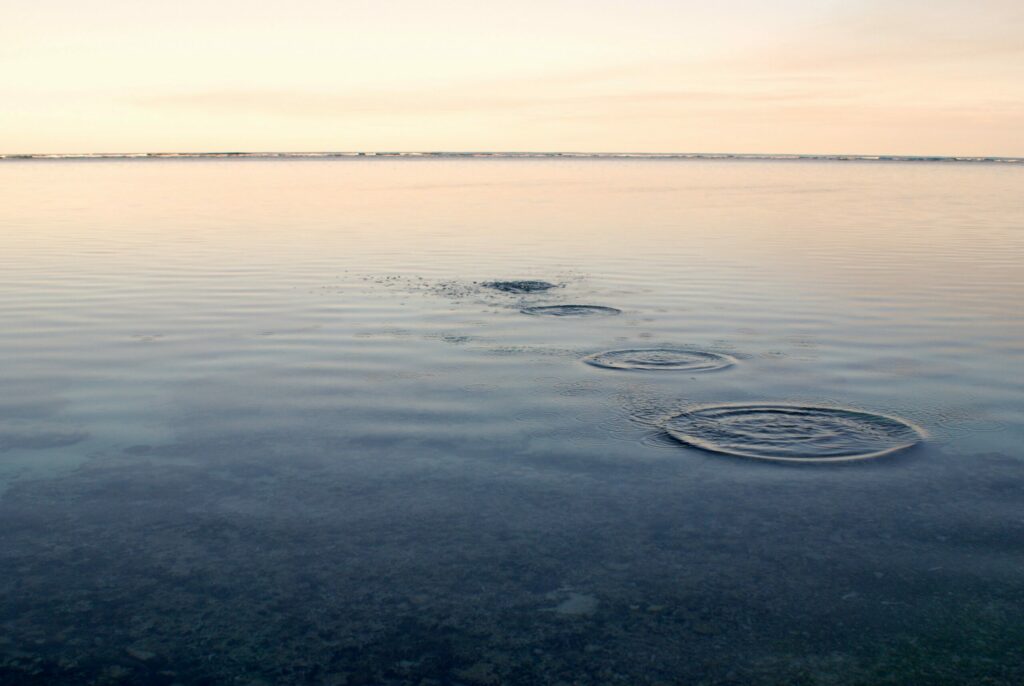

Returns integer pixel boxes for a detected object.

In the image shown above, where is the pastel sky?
[3,0,1022,155]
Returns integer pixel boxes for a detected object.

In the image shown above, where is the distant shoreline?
[2,151,1021,164]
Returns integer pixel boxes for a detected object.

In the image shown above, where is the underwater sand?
[0,157,1022,684]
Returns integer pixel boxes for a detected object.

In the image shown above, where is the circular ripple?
[521,305,621,317]
[662,403,924,462]
[484,280,557,293]
[583,348,735,372]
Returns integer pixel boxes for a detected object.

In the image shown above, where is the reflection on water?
[0,158,1022,684]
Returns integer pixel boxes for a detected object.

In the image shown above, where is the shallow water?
[0,158,1022,685]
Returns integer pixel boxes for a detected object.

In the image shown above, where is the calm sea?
[1,158,1022,684]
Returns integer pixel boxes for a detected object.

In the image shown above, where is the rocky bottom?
[1,437,1021,685]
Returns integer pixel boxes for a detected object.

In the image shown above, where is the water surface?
[0,158,1022,684]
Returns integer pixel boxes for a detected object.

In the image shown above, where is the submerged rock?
[125,647,156,662]
[551,592,599,616]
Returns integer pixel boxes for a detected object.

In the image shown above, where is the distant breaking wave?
[1,151,1021,163]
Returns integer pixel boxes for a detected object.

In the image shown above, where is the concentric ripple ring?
[662,403,925,462]
[484,280,557,293]
[521,305,622,317]
[583,348,735,372]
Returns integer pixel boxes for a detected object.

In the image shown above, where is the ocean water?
[0,157,1022,685]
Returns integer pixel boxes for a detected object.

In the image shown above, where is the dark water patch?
[521,305,621,317]
[484,280,558,293]
[662,404,925,462]
[583,348,736,372]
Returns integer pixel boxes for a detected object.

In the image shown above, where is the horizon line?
[2,151,1022,164]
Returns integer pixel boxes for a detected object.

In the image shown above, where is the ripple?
[484,280,558,293]
[0,420,89,453]
[662,403,924,462]
[583,348,735,372]
[521,305,621,317]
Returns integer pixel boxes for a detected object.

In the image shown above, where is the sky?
[2,0,1022,155]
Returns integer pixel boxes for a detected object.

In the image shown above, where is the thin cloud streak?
[133,87,824,118]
